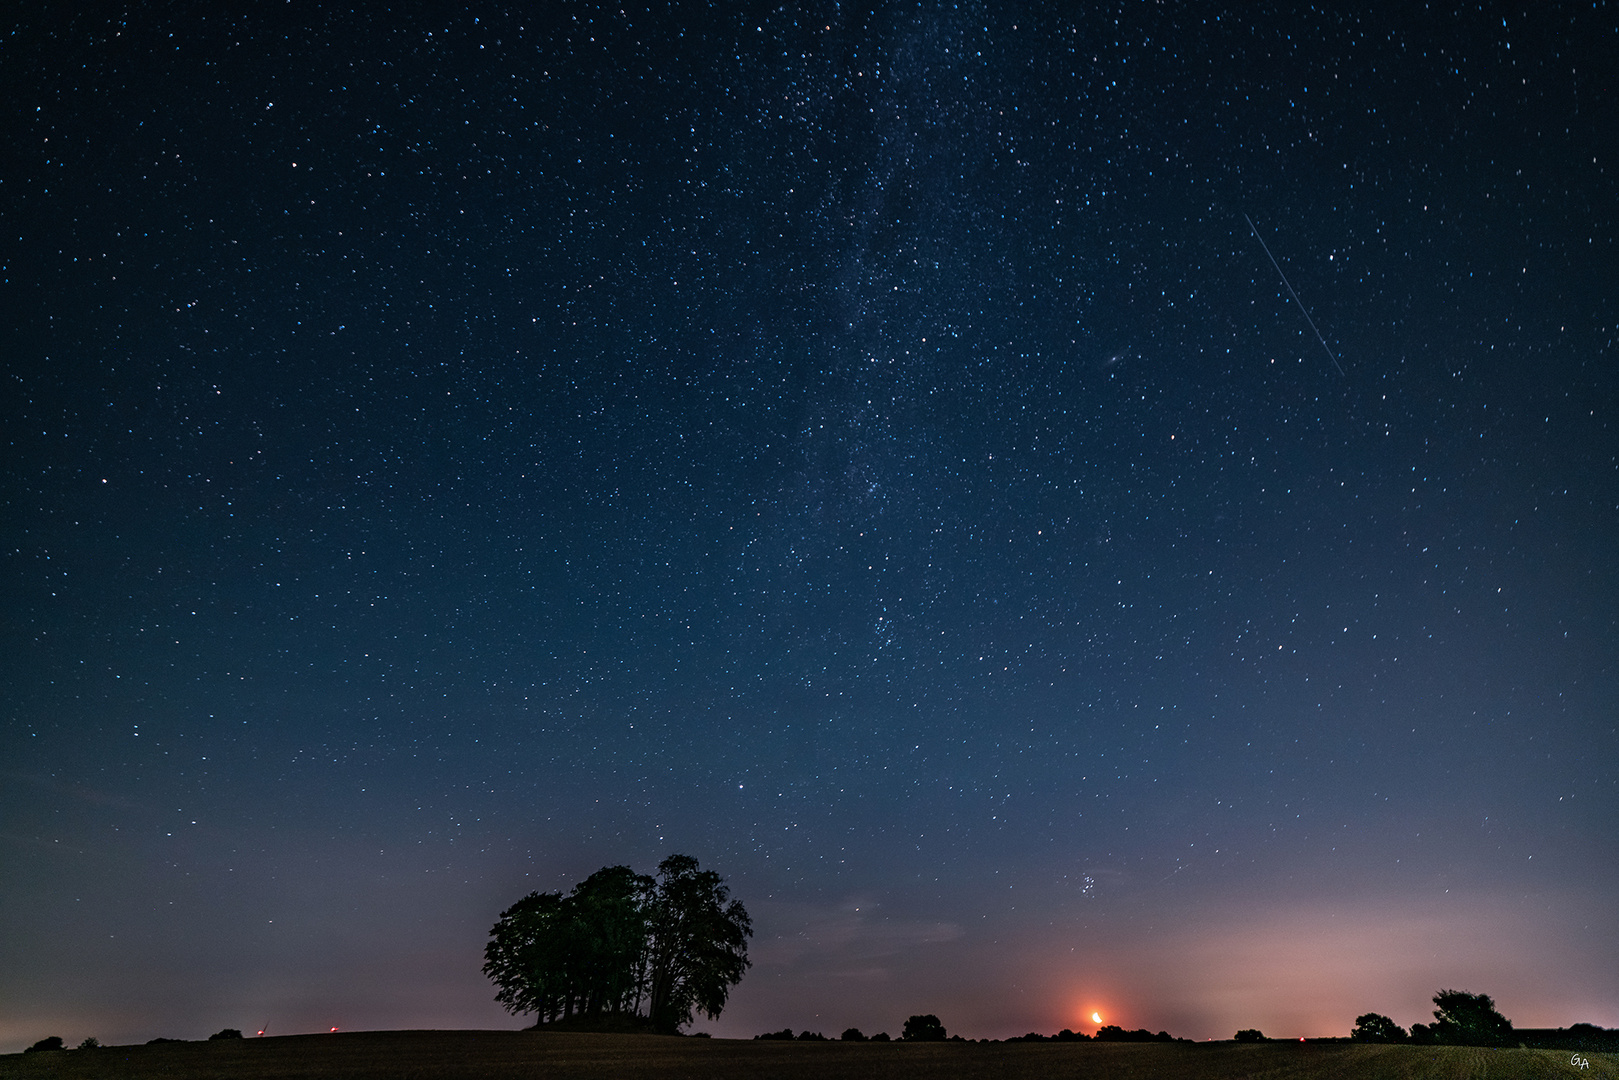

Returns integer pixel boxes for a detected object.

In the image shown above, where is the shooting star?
[1245,214,1346,376]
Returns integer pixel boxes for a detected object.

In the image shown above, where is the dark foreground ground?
[2,1030,1615,1080]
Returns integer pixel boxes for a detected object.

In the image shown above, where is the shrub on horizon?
[870,1031,891,1042]
[77,1038,101,1050]
[209,1029,244,1041]
[25,1037,65,1053]
[1234,1029,1266,1042]
[840,1027,867,1041]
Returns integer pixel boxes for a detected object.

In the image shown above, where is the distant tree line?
[757,1016,1198,1044]
[1009,1025,1183,1042]
[1233,990,1619,1049]
[22,1029,241,1052]
[749,998,1603,1049]
[1096,1025,1183,1042]
[1350,990,1514,1047]
[483,854,751,1034]
[757,1015,947,1042]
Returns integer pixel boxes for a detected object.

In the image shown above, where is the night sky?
[3,3,1616,1050]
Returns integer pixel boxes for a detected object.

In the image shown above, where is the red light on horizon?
[330,1027,340,1033]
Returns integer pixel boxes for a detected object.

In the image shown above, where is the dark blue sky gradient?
[3,3,1616,1047]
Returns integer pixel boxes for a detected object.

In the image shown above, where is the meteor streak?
[1245,213,1346,376]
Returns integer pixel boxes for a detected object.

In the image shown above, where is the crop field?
[2,1030,1615,1080]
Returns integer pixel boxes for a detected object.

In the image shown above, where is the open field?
[2,1030,1615,1080]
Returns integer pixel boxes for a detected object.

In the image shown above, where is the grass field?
[2,1029,1615,1080]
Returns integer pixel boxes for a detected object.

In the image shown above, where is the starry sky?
[3,2,1616,1050]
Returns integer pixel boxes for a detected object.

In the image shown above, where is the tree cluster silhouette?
[901,1014,947,1041]
[1351,1012,1407,1043]
[483,854,750,1034]
[1347,990,1513,1047]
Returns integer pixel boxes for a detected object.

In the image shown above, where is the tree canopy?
[1426,989,1514,1047]
[1351,1012,1408,1043]
[483,853,750,1033]
[901,1014,947,1041]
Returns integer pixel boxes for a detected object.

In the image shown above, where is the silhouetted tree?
[797,1030,827,1040]
[25,1037,64,1053]
[484,854,748,1032]
[1430,989,1513,1047]
[754,1028,796,1040]
[485,888,576,1021]
[902,1014,947,1041]
[870,1031,891,1041]
[643,854,752,1033]
[840,1027,867,1041]
[76,1038,101,1050]
[1351,1012,1407,1043]
[1234,1028,1266,1042]
[571,865,656,1017]
[208,1029,244,1041]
